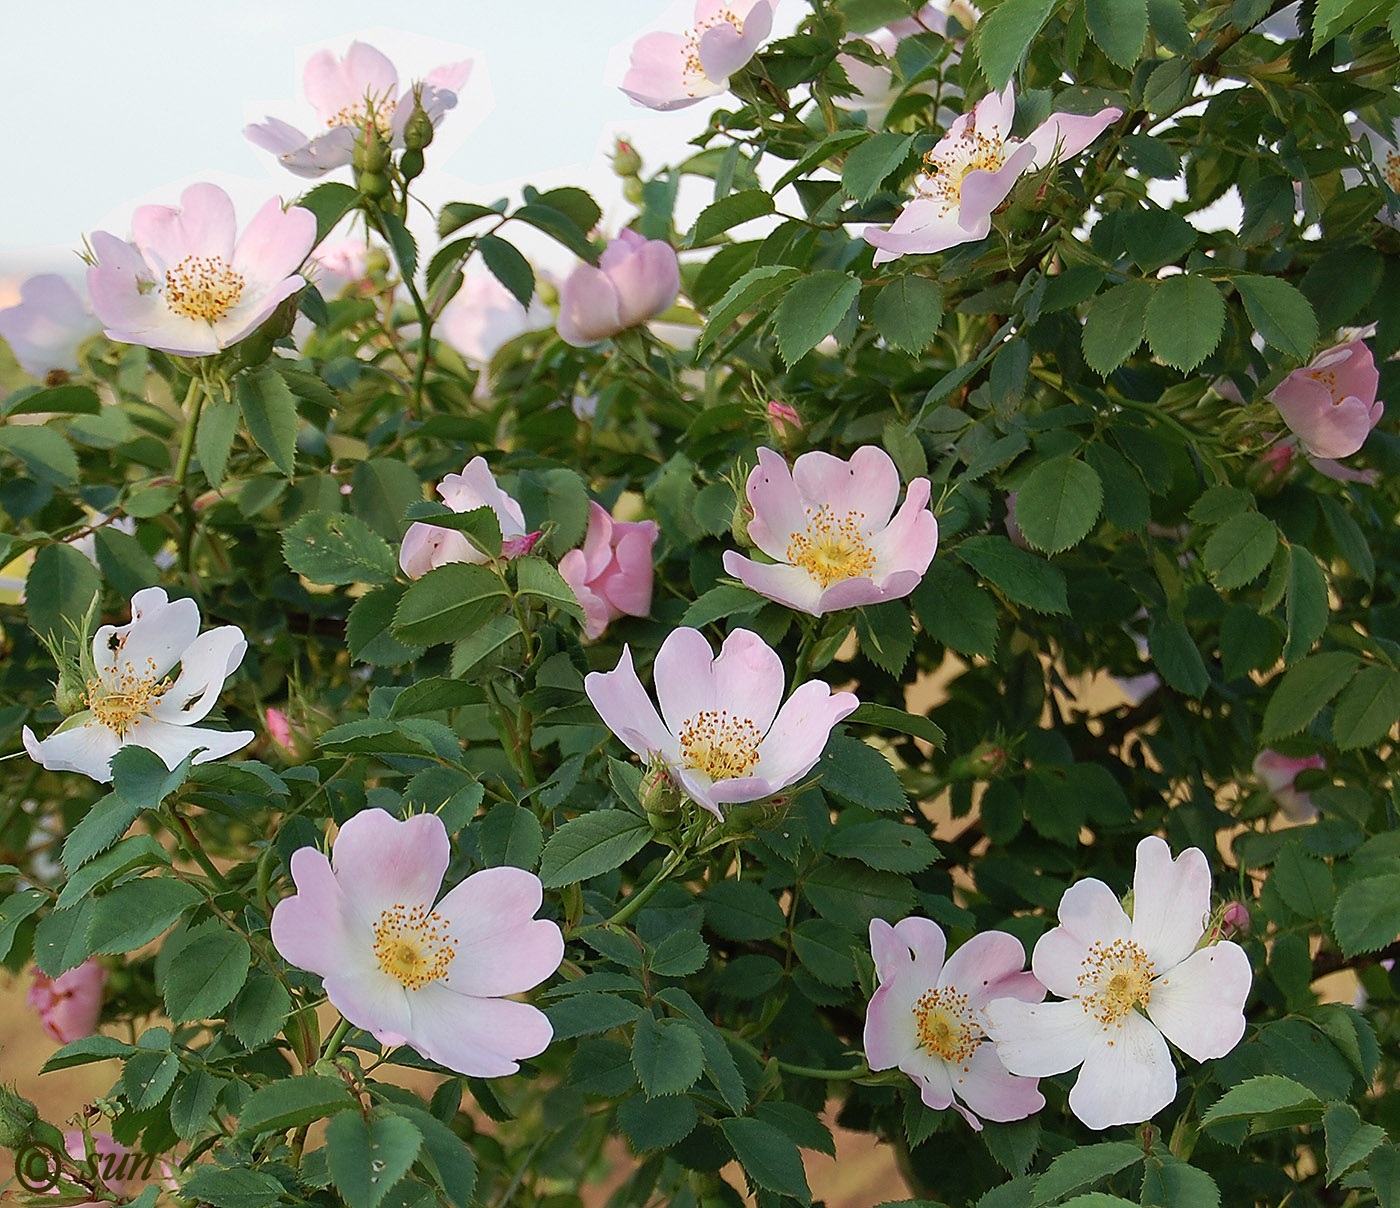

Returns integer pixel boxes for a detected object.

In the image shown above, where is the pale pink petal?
[710,627,787,734]
[817,570,923,613]
[653,626,725,736]
[585,645,678,762]
[400,524,477,577]
[1069,1012,1177,1129]
[982,996,1098,1077]
[557,264,624,345]
[956,147,1037,228]
[621,33,708,110]
[330,809,450,925]
[439,458,528,536]
[793,446,900,527]
[323,965,414,1049]
[869,917,916,984]
[1032,878,1131,997]
[87,231,160,336]
[1130,837,1211,968]
[559,550,609,641]
[305,42,398,123]
[609,242,680,328]
[866,479,938,580]
[942,930,1040,1011]
[672,768,731,819]
[130,184,237,273]
[271,847,368,977]
[1022,107,1122,168]
[407,983,553,1076]
[600,522,658,617]
[422,59,473,95]
[956,1041,1045,1123]
[1146,942,1251,1060]
[695,0,774,80]
[864,979,919,1069]
[245,116,313,158]
[745,447,814,560]
[906,1049,957,1111]
[435,867,564,997]
[722,552,827,616]
[24,721,123,782]
[753,682,859,786]
[233,199,317,294]
[150,626,247,726]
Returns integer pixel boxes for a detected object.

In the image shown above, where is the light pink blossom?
[438,274,552,366]
[86,183,315,357]
[246,41,471,178]
[27,959,107,1044]
[621,0,776,111]
[584,626,858,820]
[399,457,539,578]
[863,84,1121,264]
[23,587,253,783]
[0,275,101,380]
[1254,749,1326,822]
[558,502,659,640]
[983,836,1253,1130]
[271,808,563,1077]
[865,918,1044,1130]
[556,230,680,347]
[722,446,938,616]
[1268,339,1383,461]
[266,707,294,753]
[310,237,375,297]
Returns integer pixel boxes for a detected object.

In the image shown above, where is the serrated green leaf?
[515,555,586,625]
[87,878,202,954]
[283,509,397,586]
[632,1013,705,1097]
[25,542,101,642]
[1201,1075,1322,1126]
[1324,1101,1387,1182]
[0,424,79,486]
[477,233,535,309]
[1145,274,1224,372]
[957,534,1069,614]
[1087,0,1148,65]
[235,367,298,477]
[1262,650,1358,740]
[1204,511,1278,589]
[327,1110,422,1208]
[393,561,510,647]
[691,189,775,243]
[1083,282,1152,376]
[1333,873,1400,957]
[976,0,1059,87]
[1148,616,1209,697]
[163,928,250,1022]
[1014,456,1103,554]
[1234,274,1318,359]
[1284,545,1329,663]
[721,1116,812,1203]
[871,276,944,354]
[1029,1141,1144,1205]
[1331,665,1400,749]
[699,265,802,352]
[539,810,652,888]
[842,132,916,202]
[772,270,861,366]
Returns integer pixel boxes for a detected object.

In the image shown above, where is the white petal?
[1146,942,1251,1061]
[23,721,121,782]
[1068,1012,1177,1130]
[150,625,247,726]
[1130,836,1211,968]
[981,996,1098,1078]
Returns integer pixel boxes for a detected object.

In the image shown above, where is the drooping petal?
[905,1048,957,1111]
[435,867,564,997]
[864,199,973,263]
[121,718,254,770]
[753,680,859,787]
[23,721,122,782]
[1022,106,1122,169]
[1130,836,1211,969]
[330,809,450,925]
[150,625,247,726]
[956,1041,1045,1123]
[322,964,414,1049]
[722,552,828,616]
[407,983,554,1076]
[981,997,1098,1077]
[1068,1012,1177,1129]
[245,116,313,158]
[1146,941,1251,1060]
[955,144,1038,227]
[584,645,678,763]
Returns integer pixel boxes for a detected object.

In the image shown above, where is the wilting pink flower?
[556,230,680,346]
[558,502,659,640]
[1254,749,1326,822]
[621,0,776,110]
[87,183,315,357]
[863,84,1121,264]
[722,446,938,616]
[767,400,802,439]
[0,275,101,381]
[272,808,562,1076]
[247,41,472,178]
[438,274,552,367]
[28,959,107,1043]
[983,836,1252,1130]
[585,627,858,819]
[399,457,540,578]
[865,918,1044,1130]
[23,587,253,783]
[1268,339,1383,460]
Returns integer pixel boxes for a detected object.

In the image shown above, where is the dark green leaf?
[772,271,861,366]
[1083,280,1151,375]
[1261,651,1359,740]
[1204,511,1278,589]
[1144,275,1224,372]
[235,367,299,477]
[163,928,251,1022]
[1331,665,1400,749]
[1234,275,1318,359]
[957,534,1069,614]
[283,509,397,586]
[393,561,510,647]
[871,277,944,354]
[976,0,1059,88]
[539,810,653,888]
[842,133,916,202]
[477,234,535,309]
[632,1014,704,1097]
[327,1110,422,1208]
[720,1116,811,1204]
[1014,457,1103,554]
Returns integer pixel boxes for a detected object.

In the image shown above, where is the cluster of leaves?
[3,0,1400,1205]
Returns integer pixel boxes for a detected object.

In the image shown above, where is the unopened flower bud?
[354,122,391,174]
[54,662,87,716]
[947,741,1010,781]
[1221,900,1251,936]
[612,139,643,178]
[767,400,801,440]
[640,759,682,828]
[404,96,435,152]
[0,1083,38,1148]
[356,170,392,202]
[730,499,755,550]
[400,148,425,183]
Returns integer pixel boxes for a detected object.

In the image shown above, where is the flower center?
[911,985,980,1063]
[373,903,455,991]
[164,255,246,323]
[1384,149,1400,193]
[1310,368,1343,403]
[1077,938,1155,1026]
[678,709,762,781]
[916,120,1011,216]
[86,657,169,738]
[682,7,745,93]
[786,506,876,588]
[327,93,398,138]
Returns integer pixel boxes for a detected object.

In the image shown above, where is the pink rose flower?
[556,230,680,347]
[863,84,1121,264]
[437,273,552,367]
[247,41,471,178]
[983,836,1253,1130]
[865,918,1044,1130]
[1253,749,1326,822]
[86,183,315,357]
[1268,339,1383,460]
[399,457,540,579]
[0,274,101,381]
[558,502,659,640]
[310,236,375,297]
[28,959,107,1043]
[621,0,776,111]
[722,446,938,616]
[584,626,859,820]
[271,808,563,1077]
[62,1130,162,1200]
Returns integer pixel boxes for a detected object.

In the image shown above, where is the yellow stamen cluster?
[164,255,246,323]
[679,710,762,781]
[786,506,876,588]
[373,903,455,991]
[911,985,980,1064]
[1385,149,1400,193]
[1310,368,1341,402]
[1077,938,1155,1029]
[916,119,1011,216]
[327,94,398,138]
[682,7,746,94]
[86,656,168,738]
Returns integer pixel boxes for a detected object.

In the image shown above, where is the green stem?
[775,1059,870,1081]
[164,801,230,891]
[172,374,205,490]
[608,849,685,927]
[321,1016,353,1061]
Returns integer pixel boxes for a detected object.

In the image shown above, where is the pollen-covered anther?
[916,128,1010,215]
[164,255,246,323]
[1076,937,1155,1026]
[787,506,876,588]
[373,903,456,991]
[911,986,980,1063]
[679,709,762,780]
[327,93,398,137]
[86,656,169,738]
[1385,149,1400,192]
[681,7,746,93]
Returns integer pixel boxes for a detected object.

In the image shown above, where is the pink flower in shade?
[558,502,659,640]
[22,588,253,784]
[767,400,802,439]
[863,84,1121,264]
[1253,749,1326,822]
[886,0,980,38]
[621,0,776,111]
[721,446,938,617]
[246,41,472,178]
[983,836,1253,1130]
[266,707,294,753]
[584,627,859,820]
[556,230,680,347]
[865,918,1045,1130]
[271,808,563,1077]
[62,1131,159,1200]
[437,274,552,367]
[399,457,540,579]
[0,274,101,380]
[86,183,315,358]
[27,959,107,1044]
[1268,340,1383,460]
